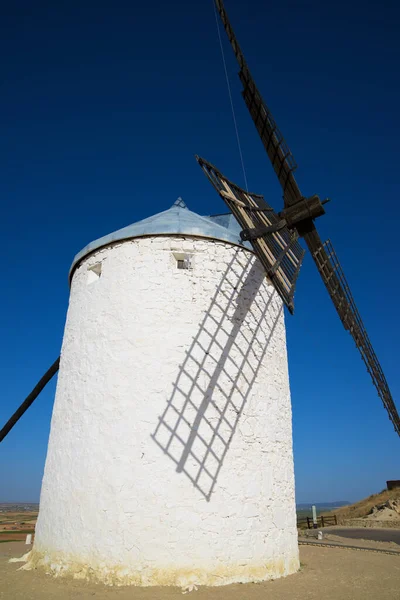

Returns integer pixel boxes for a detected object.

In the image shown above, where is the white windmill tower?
[25,198,299,585]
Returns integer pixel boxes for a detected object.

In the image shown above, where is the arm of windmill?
[214,0,303,208]
[303,226,400,436]
[0,357,60,444]
[196,155,305,313]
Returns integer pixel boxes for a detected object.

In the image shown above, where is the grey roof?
[70,199,251,277]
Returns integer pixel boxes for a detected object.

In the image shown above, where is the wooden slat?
[196,155,305,312]
[242,192,299,269]
[219,190,246,207]
[219,180,292,294]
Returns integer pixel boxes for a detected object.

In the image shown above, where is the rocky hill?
[325,487,400,527]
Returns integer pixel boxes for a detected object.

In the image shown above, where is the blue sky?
[1,0,399,504]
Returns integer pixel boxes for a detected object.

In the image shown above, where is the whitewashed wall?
[31,236,299,586]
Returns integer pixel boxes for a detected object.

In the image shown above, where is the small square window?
[172,252,192,270]
[177,259,188,270]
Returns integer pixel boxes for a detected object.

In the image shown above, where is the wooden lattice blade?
[196,156,305,313]
[304,226,400,436]
[214,0,302,208]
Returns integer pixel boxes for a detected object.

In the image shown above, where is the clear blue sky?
[1,0,399,504]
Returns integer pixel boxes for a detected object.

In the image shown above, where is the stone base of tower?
[21,547,299,586]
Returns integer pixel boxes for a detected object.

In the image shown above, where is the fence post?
[335,515,337,525]
[321,515,325,528]
[312,505,317,529]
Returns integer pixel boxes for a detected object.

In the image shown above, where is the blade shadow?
[152,249,282,500]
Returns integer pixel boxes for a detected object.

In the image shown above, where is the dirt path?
[1,541,399,600]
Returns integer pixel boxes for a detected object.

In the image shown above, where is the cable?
[213,0,249,192]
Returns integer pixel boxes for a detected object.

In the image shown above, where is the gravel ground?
[1,541,399,600]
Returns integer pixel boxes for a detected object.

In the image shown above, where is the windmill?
[197,0,400,437]
[1,0,398,589]
[1,0,397,444]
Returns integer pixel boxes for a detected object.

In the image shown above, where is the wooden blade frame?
[212,0,400,435]
[215,0,302,208]
[304,227,400,436]
[196,156,305,314]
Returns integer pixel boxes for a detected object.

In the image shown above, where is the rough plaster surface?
[32,235,299,586]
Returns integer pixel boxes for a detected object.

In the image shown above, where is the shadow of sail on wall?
[152,250,283,500]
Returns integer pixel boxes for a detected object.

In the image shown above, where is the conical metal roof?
[70,199,250,277]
